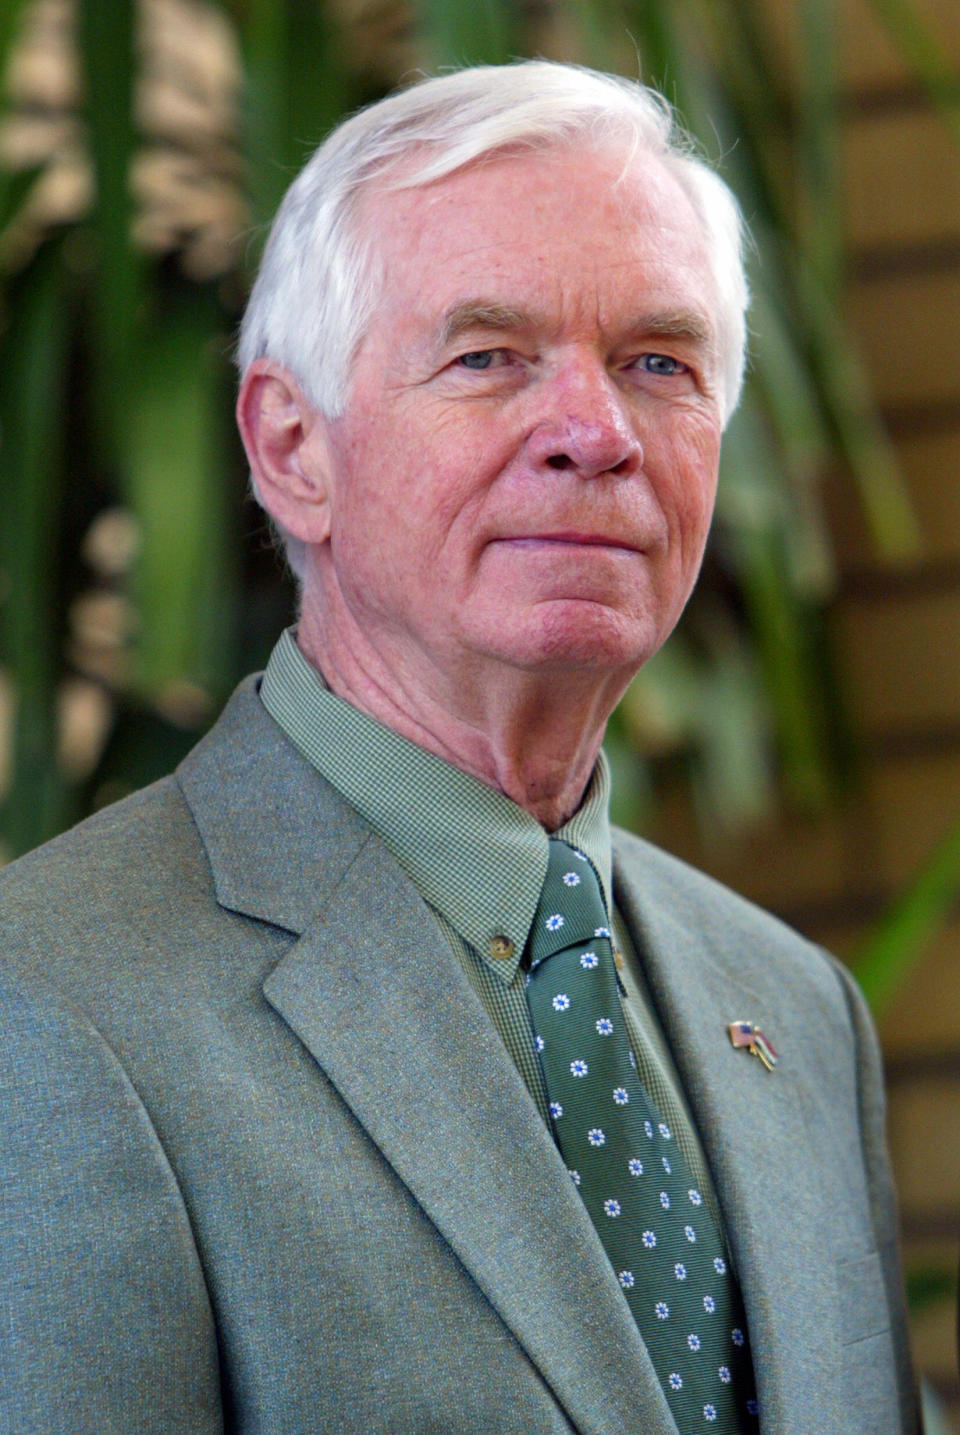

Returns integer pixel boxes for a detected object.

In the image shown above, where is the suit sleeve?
[0,970,223,1435]
[828,954,922,1434]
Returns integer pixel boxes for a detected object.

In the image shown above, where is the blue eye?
[458,350,496,369]
[640,353,686,375]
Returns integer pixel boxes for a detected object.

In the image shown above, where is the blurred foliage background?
[1,0,959,1412]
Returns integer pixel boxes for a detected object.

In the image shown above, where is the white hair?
[237,60,749,577]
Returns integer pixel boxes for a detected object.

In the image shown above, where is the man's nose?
[524,363,642,479]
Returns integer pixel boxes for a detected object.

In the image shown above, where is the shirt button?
[489,935,515,960]
[613,947,625,971]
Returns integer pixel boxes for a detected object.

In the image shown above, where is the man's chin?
[471,601,666,676]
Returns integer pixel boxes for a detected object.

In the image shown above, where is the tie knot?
[528,839,610,967]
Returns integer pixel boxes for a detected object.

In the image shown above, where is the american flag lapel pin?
[728,1019,778,1072]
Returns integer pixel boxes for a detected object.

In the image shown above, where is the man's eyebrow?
[439,302,530,347]
[631,311,716,351]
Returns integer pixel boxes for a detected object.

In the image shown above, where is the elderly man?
[1,62,916,1434]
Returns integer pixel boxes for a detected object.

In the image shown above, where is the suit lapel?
[613,839,844,1433]
[179,687,678,1435]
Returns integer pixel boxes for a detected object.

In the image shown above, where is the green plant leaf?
[233,0,352,238]
[866,0,960,150]
[905,1262,957,1315]
[853,813,960,1015]
[122,287,238,713]
[415,0,524,68]
[795,0,843,299]
[77,0,141,470]
[0,240,71,855]
[0,0,31,95]
[716,395,832,810]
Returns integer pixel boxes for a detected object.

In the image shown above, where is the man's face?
[306,144,724,696]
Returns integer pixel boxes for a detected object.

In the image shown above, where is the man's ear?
[236,360,335,545]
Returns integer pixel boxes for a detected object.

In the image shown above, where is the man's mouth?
[501,531,641,554]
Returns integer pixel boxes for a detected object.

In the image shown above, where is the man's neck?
[295,610,628,831]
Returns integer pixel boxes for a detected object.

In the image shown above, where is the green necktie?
[526,839,758,1431]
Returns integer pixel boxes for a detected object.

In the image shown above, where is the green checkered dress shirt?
[260,628,722,1219]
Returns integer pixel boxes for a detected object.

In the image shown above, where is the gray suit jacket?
[0,679,917,1433]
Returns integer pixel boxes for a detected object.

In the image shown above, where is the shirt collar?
[260,628,613,982]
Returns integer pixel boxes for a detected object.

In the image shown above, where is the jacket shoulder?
[611,823,851,999]
[0,774,211,964]
[612,823,809,941]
